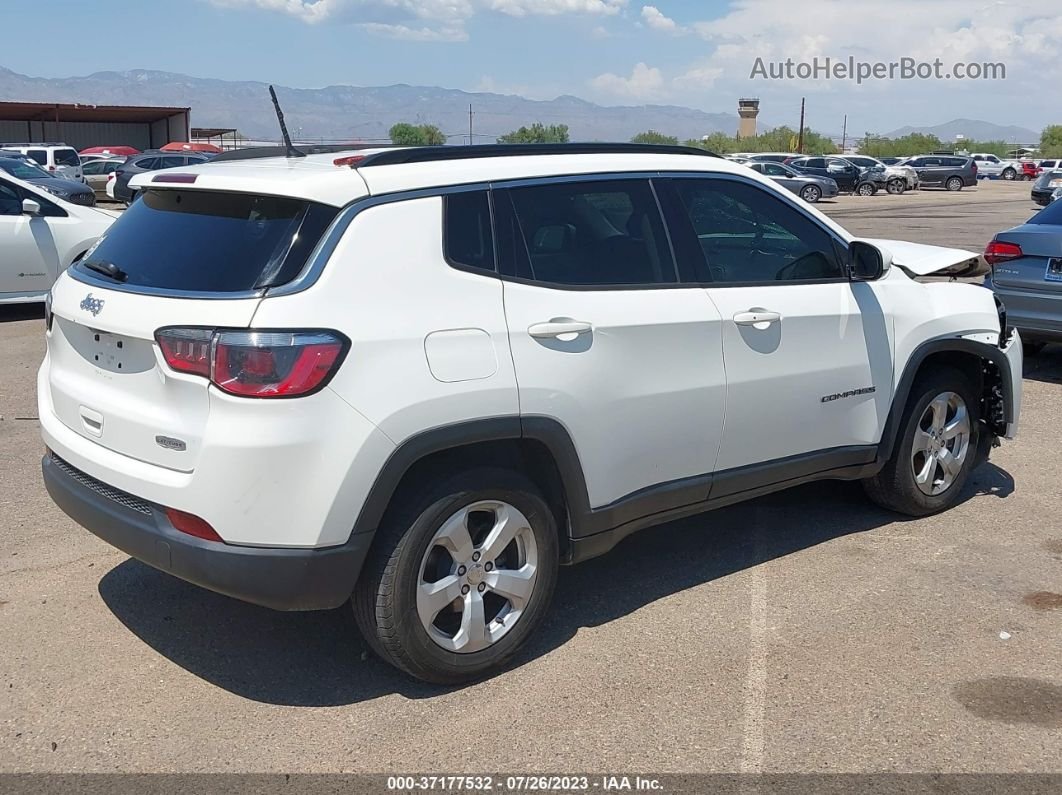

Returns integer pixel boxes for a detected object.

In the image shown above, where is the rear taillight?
[156,328,212,377]
[155,328,348,398]
[984,239,1023,265]
[165,508,223,542]
[334,155,366,167]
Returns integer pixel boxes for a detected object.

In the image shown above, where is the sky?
[6,0,1060,135]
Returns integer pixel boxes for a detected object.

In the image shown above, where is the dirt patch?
[953,677,1062,728]
[1044,539,1062,556]
[1023,592,1062,611]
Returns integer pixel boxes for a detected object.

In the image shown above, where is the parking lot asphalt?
[1,181,1060,775]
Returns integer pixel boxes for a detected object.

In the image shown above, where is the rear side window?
[500,179,676,287]
[77,190,339,293]
[444,191,495,273]
[133,157,159,170]
[27,149,48,166]
[54,149,80,167]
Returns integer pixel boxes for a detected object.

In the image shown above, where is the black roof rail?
[357,143,719,168]
[210,143,400,163]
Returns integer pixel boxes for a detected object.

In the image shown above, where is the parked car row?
[727,152,982,200]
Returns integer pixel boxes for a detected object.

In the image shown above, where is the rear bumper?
[991,283,1062,341]
[43,452,372,611]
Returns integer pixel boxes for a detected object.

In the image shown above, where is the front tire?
[886,179,906,195]
[856,181,877,197]
[863,367,981,516]
[353,468,559,684]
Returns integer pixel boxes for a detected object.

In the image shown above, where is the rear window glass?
[1030,201,1062,226]
[54,149,80,167]
[77,190,339,293]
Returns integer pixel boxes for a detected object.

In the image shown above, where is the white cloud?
[209,0,626,40]
[640,5,684,34]
[359,22,468,40]
[589,62,664,99]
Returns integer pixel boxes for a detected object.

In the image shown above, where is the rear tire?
[800,184,822,203]
[863,367,982,517]
[946,176,964,192]
[352,467,559,684]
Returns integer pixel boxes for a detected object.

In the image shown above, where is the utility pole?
[841,114,847,153]
[468,104,473,146]
[797,97,806,154]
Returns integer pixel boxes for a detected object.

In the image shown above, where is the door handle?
[733,310,781,326]
[527,319,593,339]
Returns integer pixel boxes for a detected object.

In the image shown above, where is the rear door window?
[27,149,48,166]
[54,149,80,167]
[76,190,339,293]
[134,157,160,170]
[498,179,676,287]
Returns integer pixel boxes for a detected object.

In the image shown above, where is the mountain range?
[0,66,1042,145]
[0,66,749,143]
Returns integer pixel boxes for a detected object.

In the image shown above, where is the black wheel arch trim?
[877,336,1014,464]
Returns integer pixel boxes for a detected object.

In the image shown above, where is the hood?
[28,177,92,195]
[863,238,988,279]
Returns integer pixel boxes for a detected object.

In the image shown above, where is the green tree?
[1040,125,1062,158]
[389,122,446,146]
[685,132,740,154]
[497,123,570,144]
[631,130,679,145]
[859,133,942,157]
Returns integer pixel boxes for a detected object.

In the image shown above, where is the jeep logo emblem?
[80,293,104,317]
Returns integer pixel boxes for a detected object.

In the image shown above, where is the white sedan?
[1,173,117,304]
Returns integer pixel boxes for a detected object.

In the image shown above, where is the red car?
[1021,161,1041,181]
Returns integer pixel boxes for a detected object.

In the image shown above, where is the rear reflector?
[984,239,1023,265]
[155,327,348,398]
[152,173,199,183]
[165,508,223,542]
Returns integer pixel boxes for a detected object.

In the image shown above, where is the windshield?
[76,189,340,293]
[0,159,53,180]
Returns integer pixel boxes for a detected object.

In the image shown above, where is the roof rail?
[210,143,400,163]
[357,143,719,168]
[0,142,70,147]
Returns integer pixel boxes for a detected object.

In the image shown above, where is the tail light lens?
[155,328,348,398]
[984,239,1023,265]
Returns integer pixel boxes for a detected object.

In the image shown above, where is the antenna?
[269,85,304,158]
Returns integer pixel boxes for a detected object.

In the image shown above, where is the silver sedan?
[746,160,839,202]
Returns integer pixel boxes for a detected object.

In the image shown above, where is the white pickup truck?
[970,153,1022,180]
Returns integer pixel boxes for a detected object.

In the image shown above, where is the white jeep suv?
[38,144,1022,683]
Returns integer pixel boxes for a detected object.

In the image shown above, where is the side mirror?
[849,240,892,281]
[22,198,41,215]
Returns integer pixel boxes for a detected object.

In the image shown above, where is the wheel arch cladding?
[350,416,590,558]
[879,338,1014,463]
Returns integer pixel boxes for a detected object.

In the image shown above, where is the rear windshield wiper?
[82,260,128,283]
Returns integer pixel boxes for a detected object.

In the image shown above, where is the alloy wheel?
[801,185,821,202]
[910,391,971,496]
[417,500,539,653]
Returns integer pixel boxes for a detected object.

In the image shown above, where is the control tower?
[738,98,760,138]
